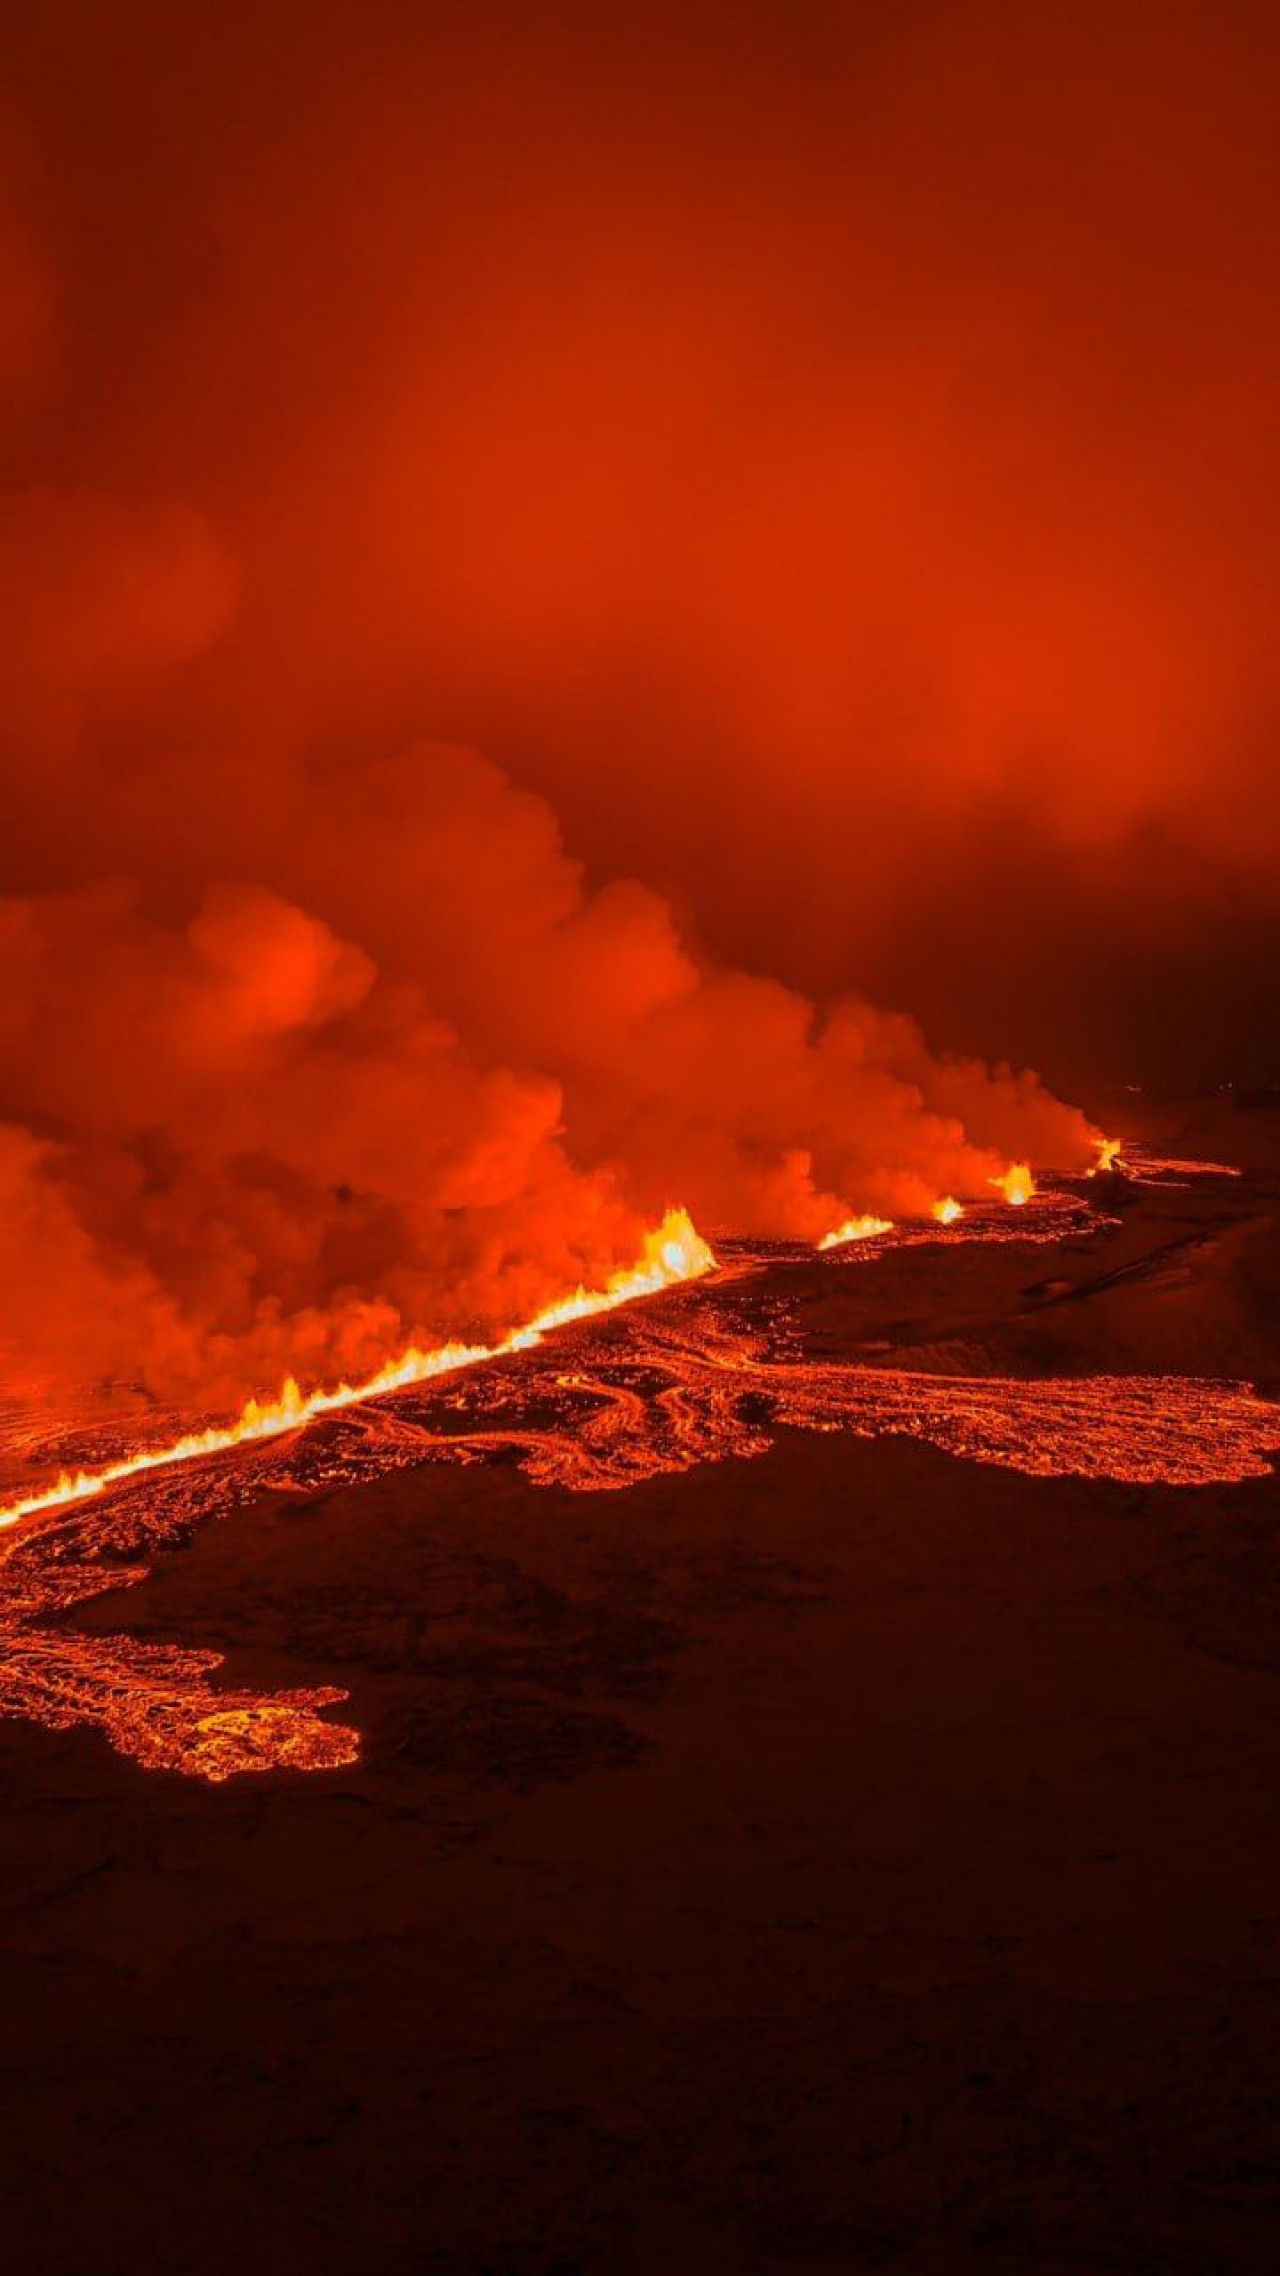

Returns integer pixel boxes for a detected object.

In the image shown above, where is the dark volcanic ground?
[4,1105,1280,2273]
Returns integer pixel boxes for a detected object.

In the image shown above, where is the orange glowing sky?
[0,0,1275,1410]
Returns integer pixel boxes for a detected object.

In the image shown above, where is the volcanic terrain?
[3,1101,1280,2273]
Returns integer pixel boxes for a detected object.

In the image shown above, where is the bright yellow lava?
[0,1209,717,1531]
[932,1196,964,1226]
[990,1162,1036,1206]
[817,1215,895,1251]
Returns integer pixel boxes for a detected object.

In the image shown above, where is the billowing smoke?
[10,0,1273,1405]
[0,726,1094,1402]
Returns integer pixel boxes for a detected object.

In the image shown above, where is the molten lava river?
[1,1171,1276,1783]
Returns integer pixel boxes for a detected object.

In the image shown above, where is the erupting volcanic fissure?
[1,0,1277,1808]
[2,1163,1276,1783]
[4,24,1280,2275]
[0,1209,716,1529]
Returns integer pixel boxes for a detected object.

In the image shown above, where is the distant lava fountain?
[818,1215,895,1251]
[0,1208,717,1531]
[991,1162,1036,1206]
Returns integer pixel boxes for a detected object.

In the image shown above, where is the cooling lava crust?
[2,1103,1279,2274]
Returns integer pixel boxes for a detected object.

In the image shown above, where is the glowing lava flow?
[3,1178,1277,1783]
[933,1196,964,1225]
[991,1162,1036,1206]
[1123,1148,1243,1183]
[0,1209,716,1531]
[818,1215,895,1251]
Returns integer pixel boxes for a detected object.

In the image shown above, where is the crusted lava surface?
[4,1110,1280,2271]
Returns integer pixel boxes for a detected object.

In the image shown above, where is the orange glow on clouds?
[0,1,1263,1432]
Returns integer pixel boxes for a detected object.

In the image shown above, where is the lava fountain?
[991,1163,1036,1206]
[817,1215,896,1251]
